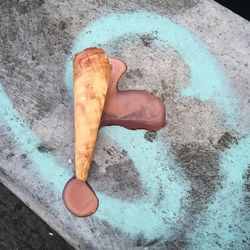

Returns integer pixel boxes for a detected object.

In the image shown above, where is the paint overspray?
[0,11,249,248]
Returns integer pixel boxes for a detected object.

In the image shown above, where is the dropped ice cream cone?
[74,47,111,181]
[63,47,166,217]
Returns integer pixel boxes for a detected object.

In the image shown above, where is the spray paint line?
[187,135,250,249]
[97,126,189,238]
[64,12,202,238]
[0,84,72,192]
[0,82,189,239]
[1,79,249,243]
[0,11,248,247]
[65,12,237,125]
[65,11,248,247]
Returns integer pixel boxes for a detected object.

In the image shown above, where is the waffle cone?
[74,48,111,181]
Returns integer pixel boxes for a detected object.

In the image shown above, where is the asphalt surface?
[0,183,73,250]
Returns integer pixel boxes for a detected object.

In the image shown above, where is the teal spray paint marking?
[0,82,189,239]
[0,84,72,192]
[0,11,248,247]
[187,135,250,249]
[65,11,248,246]
[97,126,189,238]
[65,12,237,125]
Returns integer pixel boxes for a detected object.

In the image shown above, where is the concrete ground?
[0,0,249,249]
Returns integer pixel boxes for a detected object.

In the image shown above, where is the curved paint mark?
[64,11,248,246]
[97,126,189,238]
[0,84,72,192]
[0,11,248,248]
[187,135,250,249]
[0,82,189,239]
[65,12,236,125]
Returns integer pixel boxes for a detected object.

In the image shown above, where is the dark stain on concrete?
[58,21,67,31]
[243,164,250,206]
[89,160,144,199]
[216,132,238,150]
[20,154,27,159]
[16,0,45,14]
[35,102,52,118]
[38,72,45,81]
[134,68,144,78]
[37,144,54,153]
[134,0,200,17]
[135,235,188,249]
[160,80,177,102]
[136,236,160,247]
[104,148,113,157]
[173,143,220,214]
[60,88,66,98]
[34,95,57,120]
[6,153,15,160]
[140,33,157,47]
[102,146,128,161]
[125,68,144,79]
[0,0,73,125]
[121,149,128,156]
[162,142,224,250]
[163,238,187,249]
[144,131,157,142]
[150,89,158,97]
[39,15,72,56]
